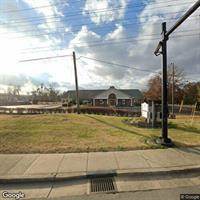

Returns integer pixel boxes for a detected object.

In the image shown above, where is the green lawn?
[0,114,199,153]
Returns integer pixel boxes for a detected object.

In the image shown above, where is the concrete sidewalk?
[0,147,200,183]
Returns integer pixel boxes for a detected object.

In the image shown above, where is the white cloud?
[68,0,200,89]
[83,0,129,25]
[0,0,75,93]
[128,0,200,77]
[0,0,199,93]
[20,80,37,94]
[68,24,149,89]
[22,0,66,29]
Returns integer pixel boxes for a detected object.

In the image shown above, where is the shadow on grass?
[169,122,200,135]
[86,115,151,139]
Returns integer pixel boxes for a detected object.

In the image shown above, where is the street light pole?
[160,22,172,145]
[154,0,200,146]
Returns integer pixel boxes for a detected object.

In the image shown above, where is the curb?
[0,165,200,184]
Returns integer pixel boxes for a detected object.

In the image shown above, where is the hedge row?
[67,107,140,117]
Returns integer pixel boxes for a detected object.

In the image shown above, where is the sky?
[0,0,199,94]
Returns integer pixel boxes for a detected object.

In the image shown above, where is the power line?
[0,0,194,26]
[9,21,198,39]
[0,0,75,13]
[19,33,200,55]
[1,0,193,17]
[1,9,195,34]
[2,9,198,38]
[19,36,160,54]
[79,55,158,73]
[19,54,72,62]
[1,14,198,36]
[69,29,200,45]
[4,18,199,40]
[0,15,177,35]
[19,32,200,54]
[18,52,159,74]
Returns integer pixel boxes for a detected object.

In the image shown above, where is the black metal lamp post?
[154,0,200,146]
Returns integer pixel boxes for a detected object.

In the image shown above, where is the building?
[0,93,31,106]
[65,86,143,107]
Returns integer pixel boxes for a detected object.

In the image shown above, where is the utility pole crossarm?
[154,0,200,56]
[166,0,200,37]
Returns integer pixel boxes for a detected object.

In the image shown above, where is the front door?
[109,99,116,106]
[108,93,117,106]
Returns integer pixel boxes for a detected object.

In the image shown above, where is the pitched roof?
[119,89,143,99]
[65,88,143,100]
[65,90,105,100]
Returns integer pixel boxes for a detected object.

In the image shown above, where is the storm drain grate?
[90,177,117,193]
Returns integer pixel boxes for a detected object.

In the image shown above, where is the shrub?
[66,106,140,117]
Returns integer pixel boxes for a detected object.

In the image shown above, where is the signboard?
[141,102,149,118]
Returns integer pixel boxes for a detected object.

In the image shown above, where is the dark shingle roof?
[119,89,143,99]
[65,89,143,100]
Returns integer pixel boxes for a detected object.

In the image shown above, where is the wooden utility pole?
[171,63,176,118]
[73,51,80,114]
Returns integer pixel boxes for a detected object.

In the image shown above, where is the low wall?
[0,107,66,114]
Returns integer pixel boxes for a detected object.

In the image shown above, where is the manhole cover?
[90,177,117,193]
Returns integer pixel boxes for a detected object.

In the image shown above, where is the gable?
[93,87,131,99]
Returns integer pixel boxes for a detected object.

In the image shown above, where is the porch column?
[131,98,133,106]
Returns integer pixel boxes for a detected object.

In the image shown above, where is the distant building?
[0,93,31,106]
[65,86,143,107]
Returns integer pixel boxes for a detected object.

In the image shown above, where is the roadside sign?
[141,102,149,118]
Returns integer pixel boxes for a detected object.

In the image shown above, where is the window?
[122,99,126,105]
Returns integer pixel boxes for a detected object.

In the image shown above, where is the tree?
[183,82,200,105]
[7,85,21,96]
[13,85,21,96]
[167,65,185,104]
[144,74,162,101]
[144,65,185,104]
[31,84,61,103]
[48,85,60,102]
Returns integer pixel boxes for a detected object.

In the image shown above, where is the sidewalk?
[0,147,200,183]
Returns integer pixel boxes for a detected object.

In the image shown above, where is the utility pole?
[171,63,176,118]
[161,22,170,144]
[73,51,80,114]
[154,0,200,146]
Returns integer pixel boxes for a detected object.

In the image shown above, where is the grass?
[0,114,199,153]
